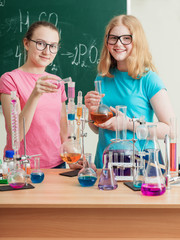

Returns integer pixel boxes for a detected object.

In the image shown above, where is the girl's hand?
[68,160,83,170]
[84,91,104,113]
[32,75,60,97]
[96,106,129,131]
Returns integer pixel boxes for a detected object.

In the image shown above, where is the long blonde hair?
[98,15,157,79]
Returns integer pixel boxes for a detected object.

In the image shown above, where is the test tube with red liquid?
[170,118,177,173]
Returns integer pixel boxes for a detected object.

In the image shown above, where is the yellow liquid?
[60,153,81,163]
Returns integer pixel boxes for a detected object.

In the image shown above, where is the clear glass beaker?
[8,162,26,189]
[98,153,118,190]
[30,157,44,184]
[170,117,177,174]
[141,149,166,196]
[78,153,97,187]
[90,80,113,124]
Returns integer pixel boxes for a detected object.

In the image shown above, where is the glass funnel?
[103,105,137,181]
[30,157,44,184]
[90,80,113,124]
[78,153,97,187]
[8,162,26,189]
[133,119,148,188]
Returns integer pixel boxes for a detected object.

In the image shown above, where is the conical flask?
[144,125,165,173]
[90,80,113,124]
[78,153,97,187]
[103,105,137,181]
[98,153,118,190]
[141,148,166,196]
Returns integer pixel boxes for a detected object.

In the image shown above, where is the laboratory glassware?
[8,162,26,189]
[141,148,166,196]
[68,81,75,99]
[133,119,148,188]
[169,117,177,174]
[103,105,136,181]
[30,157,44,183]
[78,153,97,187]
[11,91,20,158]
[98,153,118,190]
[90,80,113,124]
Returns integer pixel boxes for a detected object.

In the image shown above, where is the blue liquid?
[30,172,44,183]
[68,114,75,120]
[139,139,146,151]
[133,181,142,188]
[78,176,97,187]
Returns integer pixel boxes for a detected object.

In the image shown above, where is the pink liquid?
[141,183,166,196]
[170,142,177,171]
[68,87,75,98]
[9,182,25,189]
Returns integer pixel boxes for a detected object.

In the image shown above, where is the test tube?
[68,82,75,99]
[77,91,83,123]
[170,117,177,173]
[68,98,75,121]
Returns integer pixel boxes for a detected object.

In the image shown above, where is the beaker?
[78,153,97,187]
[141,148,166,196]
[90,80,113,124]
[98,154,118,190]
[8,162,26,189]
[30,157,44,183]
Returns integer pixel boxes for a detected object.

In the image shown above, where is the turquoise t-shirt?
[94,69,166,168]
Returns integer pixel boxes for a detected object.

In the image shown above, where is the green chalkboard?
[0,0,127,99]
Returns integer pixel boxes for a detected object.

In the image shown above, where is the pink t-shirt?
[0,69,67,168]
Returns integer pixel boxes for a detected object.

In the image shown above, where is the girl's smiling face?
[107,24,133,71]
[24,26,59,70]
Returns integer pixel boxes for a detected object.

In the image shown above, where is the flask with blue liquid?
[30,157,44,183]
[78,153,97,187]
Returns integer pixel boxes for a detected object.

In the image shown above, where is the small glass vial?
[30,157,44,183]
[4,150,15,171]
[78,153,97,187]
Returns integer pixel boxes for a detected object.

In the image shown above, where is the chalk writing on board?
[0,0,5,7]
[39,12,58,27]
[61,41,99,67]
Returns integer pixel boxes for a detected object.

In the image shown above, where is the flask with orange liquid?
[90,80,113,124]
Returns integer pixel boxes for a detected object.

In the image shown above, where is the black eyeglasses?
[29,39,60,54]
[107,34,132,45]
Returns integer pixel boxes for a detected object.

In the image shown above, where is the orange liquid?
[60,153,81,163]
[77,107,82,118]
[90,111,113,124]
[170,142,177,171]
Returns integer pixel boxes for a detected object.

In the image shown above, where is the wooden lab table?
[1,169,180,240]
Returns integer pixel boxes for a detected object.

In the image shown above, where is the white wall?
[0,0,179,161]
[130,0,180,157]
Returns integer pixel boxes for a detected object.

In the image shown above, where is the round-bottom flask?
[30,157,44,184]
[8,162,26,189]
[78,153,97,187]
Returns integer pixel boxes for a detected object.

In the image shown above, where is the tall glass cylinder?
[170,117,177,174]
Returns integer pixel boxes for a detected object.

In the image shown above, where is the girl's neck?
[19,62,46,74]
[117,61,128,72]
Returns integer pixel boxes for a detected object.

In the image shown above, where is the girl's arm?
[1,75,59,141]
